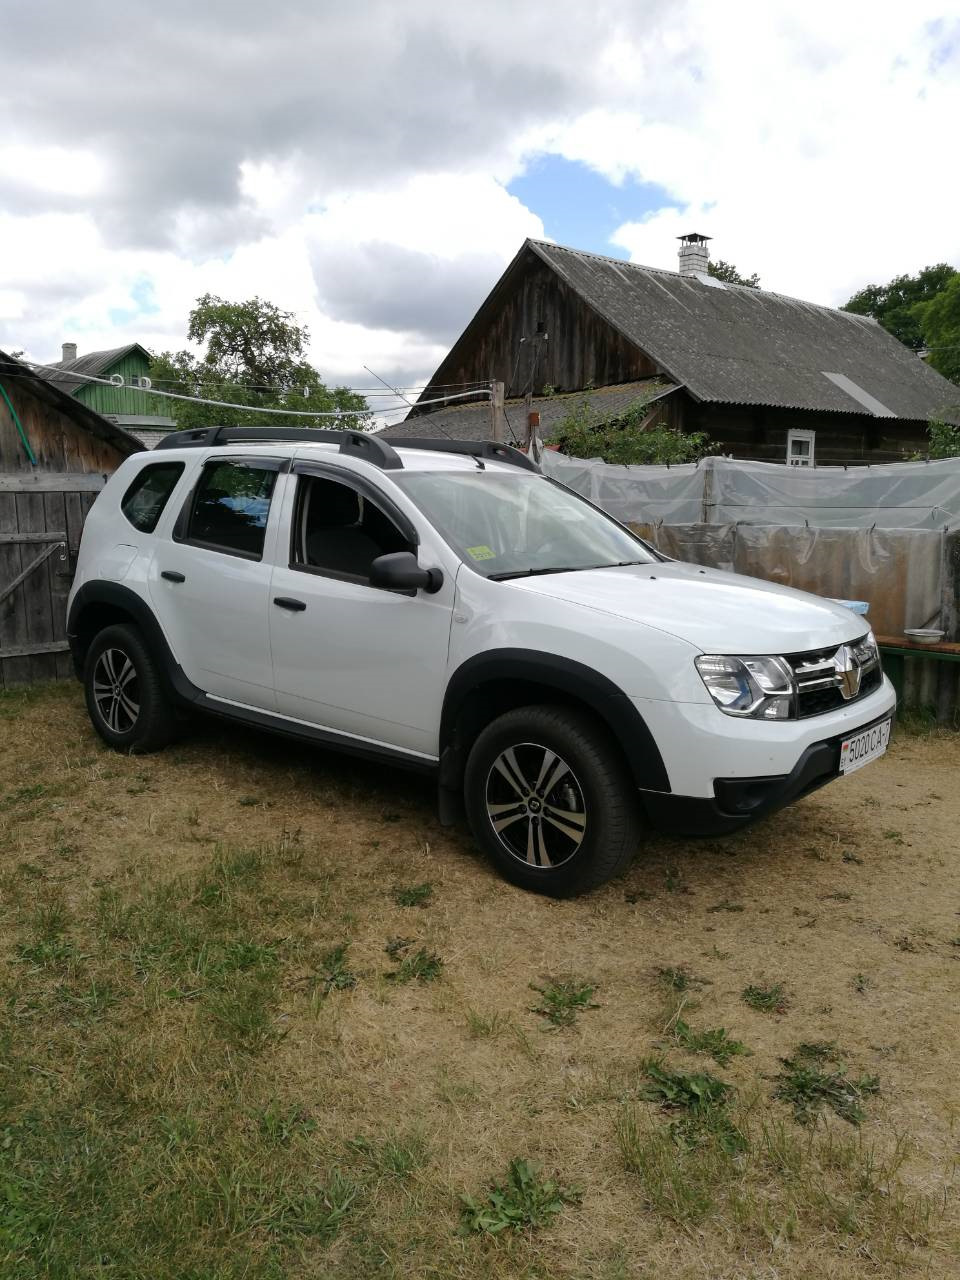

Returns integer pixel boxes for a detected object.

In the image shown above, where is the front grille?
[786,642,881,719]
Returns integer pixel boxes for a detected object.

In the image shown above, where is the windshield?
[393,471,657,579]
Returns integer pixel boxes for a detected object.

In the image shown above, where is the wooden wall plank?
[15,493,58,682]
[0,474,107,492]
[0,493,31,685]
[44,492,73,678]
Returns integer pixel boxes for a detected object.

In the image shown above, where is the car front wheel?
[83,623,178,754]
[463,704,641,897]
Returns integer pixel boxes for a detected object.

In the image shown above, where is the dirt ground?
[0,682,958,1279]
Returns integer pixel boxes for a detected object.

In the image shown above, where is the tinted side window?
[187,461,278,558]
[120,462,185,533]
[293,474,414,581]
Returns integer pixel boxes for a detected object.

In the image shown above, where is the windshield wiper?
[488,566,585,581]
[489,562,646,581]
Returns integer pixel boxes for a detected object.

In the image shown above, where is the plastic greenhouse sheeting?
[540,451,960,530]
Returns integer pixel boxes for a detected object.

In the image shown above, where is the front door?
[268,466,455,758]
[148,456,285,710]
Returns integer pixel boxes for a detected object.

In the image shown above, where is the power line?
[14,359,491,419]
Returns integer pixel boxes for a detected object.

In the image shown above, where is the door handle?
[161,570,186,583]
[273,596,306,612]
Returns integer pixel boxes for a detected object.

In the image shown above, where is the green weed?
[346,1131,427,1179]
[639,1059,745,1156]
[1,782,48,811]
[384,936,414,959]
[265,1168,361,1243]
[672,1019,750,1067]
[392,882,434,907]
[258,1100,317,1144]
[315,942,358,995]
[15,938,79,968]
[742,982,788,1013]
[657,966,709,993]
[530,978,598,1028]
[640,1060,732,1113]
[774,1042,880,1126]
[460,1158,581,1235]
[32,895,70,939]
[385,948,443,984]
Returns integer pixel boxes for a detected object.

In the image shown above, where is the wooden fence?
[0,473,104,688]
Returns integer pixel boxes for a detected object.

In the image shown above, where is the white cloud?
[541,6,960,303]
[0,0,958,397]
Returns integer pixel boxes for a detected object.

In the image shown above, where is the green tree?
[917,420,960,459]
[707,259,760,288]
[555,391,709,464]
[149,294,369,430]
[913,274,960,384]
[841,263,958,352]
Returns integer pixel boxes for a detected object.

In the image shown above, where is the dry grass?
[1,681,958,1278]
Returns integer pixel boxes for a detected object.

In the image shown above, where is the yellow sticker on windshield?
[467,545,496,561]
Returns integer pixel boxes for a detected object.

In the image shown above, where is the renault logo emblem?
[833,645,862,700]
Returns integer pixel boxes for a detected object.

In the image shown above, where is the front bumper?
[636,682,896,838]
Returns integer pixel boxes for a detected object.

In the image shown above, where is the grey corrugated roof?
[121,427,170,450]
[525,241,959,421]
[39,343,150,398]
[381,379,676,443]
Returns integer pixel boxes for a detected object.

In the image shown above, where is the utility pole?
[490,380,505,442]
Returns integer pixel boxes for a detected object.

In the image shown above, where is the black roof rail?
[151,427,540,474]
[391,438,540,473]
[154,425,403,470]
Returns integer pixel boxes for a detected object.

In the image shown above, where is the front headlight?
[851,630,879,668]
[695,654,794,719]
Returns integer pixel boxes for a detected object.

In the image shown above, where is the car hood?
[508,562,868,654]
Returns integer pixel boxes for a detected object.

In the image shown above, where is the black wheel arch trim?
[439,648,671,793]
[68,580,201,703]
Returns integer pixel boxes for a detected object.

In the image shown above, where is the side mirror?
[370,551,443,594]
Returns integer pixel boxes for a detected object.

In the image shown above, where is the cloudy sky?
[1,0,958,418]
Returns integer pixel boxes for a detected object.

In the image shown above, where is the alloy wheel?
[92,648,140,734]
[484,742,587,868]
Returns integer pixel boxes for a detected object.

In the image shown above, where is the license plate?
[839,718,892,775]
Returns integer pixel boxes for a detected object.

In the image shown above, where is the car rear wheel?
[463,704,641,897]
[84,623,178,754]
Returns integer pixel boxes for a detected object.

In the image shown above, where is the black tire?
[83,623,179,754]
[463,704,641,897]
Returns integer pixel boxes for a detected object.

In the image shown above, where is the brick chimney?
[61,342,78,364]
[677,232,711,277]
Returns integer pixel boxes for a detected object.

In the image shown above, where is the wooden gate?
[0,474,105,689]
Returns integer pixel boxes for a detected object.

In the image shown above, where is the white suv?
[68,428,896,897]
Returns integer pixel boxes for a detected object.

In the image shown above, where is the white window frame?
[786,429,816,467]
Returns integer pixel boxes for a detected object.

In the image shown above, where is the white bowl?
[903,628,945,645]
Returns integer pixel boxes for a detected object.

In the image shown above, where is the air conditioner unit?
[130,376,152,390]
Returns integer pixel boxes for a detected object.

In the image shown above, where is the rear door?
[267,462,456,758]
[148,455,286,709]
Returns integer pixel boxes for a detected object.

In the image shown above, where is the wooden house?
[0,350,141,687]
[40,341,175,445]
[386,237,960,464]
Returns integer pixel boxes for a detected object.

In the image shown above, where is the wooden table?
[875,634,960,711]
